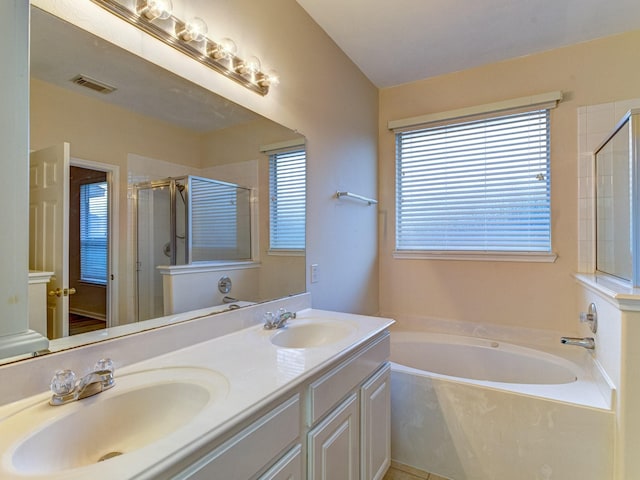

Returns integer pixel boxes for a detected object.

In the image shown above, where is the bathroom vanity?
[0,307,393,480]
[170,329,391,480]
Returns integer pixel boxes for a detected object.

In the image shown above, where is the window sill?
[393,250,558,263]
[574,273,640,311]
[267,249,305,257]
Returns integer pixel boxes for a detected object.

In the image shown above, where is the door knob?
[48,287,77,297]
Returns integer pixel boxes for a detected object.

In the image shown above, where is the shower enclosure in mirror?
[135,176,252,321]
[595,108,640,285]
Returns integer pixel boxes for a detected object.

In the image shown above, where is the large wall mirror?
[10,6,306,363]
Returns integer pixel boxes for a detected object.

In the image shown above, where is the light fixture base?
[90,0,271,96]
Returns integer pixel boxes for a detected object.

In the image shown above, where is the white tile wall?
[576,98,640,272]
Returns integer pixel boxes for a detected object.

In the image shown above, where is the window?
[395,108,552,256]
[80,181,108,284]
[269,148,306,251]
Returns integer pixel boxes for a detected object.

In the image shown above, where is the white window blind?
[396,109,552,253]
[190,177,252,261]
[269,148,306,250]
[80,181,108,284]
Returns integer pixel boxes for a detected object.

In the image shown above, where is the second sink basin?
[1,367,229,477]
[270,320,357,348]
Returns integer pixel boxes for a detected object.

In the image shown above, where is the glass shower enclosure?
[135,175,252,321]
[595,108,640,285]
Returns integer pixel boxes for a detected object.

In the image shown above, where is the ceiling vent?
[70,74,117,94]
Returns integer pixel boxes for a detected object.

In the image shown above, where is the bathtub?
[389,331,615,480]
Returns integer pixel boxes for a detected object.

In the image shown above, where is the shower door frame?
[133,178,187,322]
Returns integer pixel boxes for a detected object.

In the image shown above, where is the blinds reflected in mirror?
[189,177,252,261]
[79,181,108,284]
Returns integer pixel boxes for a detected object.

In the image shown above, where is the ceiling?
[296,0,640,88]
[30,7,261,133]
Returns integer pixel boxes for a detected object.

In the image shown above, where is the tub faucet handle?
[579,303,598,333]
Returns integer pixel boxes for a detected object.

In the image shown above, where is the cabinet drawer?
[183,394,300,479]
[308,332,389,426]
[258,444,302,480]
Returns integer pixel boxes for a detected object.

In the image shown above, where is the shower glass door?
[136,180,184,322]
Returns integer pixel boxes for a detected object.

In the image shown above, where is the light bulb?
[208,37,237,60]
[178,17,208,43]
[236,56,261,76]
[259,69,280,88]
[138,0,173,21]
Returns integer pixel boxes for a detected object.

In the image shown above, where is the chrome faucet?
[560,337,595,350]
[264,308,296,330]
[49,358,115,406]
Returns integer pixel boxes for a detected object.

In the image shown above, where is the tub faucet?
[560,337,595,350]
[264,308,296,330]
[49,358,115,406]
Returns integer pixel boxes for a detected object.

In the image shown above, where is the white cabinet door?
[360,364,391,480]
[308,393,359,480]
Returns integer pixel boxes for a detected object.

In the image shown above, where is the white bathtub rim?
[390,331,614,411]
[391,330,583,379]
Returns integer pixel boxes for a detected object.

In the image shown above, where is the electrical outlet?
[310,264,319,283]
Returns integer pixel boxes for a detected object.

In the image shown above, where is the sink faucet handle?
[50,369,77,396]
[94,358,114,373]
[263,311,276,329]
[277,308,296,320]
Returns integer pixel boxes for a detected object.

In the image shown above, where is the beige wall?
[379,29,640,332]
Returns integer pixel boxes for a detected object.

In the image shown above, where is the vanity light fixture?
[90,0,277,95]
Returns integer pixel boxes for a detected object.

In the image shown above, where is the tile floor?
[383,461,450,480]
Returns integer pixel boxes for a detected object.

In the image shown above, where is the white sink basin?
[0,367,228,476]
[270,320,357,348]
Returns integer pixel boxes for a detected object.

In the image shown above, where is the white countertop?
[0,309,394,479]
